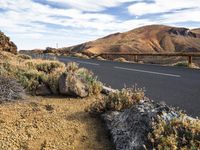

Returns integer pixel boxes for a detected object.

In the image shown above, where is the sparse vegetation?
[88,87,145,115]
[72,53,89,59]
[0,51,102,96]
[114,57,128,62]
[17,54,32,59]
[149,115,200,150]
[173,61,199,69]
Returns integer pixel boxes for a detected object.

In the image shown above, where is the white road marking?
[114,66,181,77]
[76,60,99,66]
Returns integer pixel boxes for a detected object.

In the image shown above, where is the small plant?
[66,62,79,72]
[149,115,200,150]
[88,87,145,115]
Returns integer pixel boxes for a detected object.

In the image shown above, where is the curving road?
[58,56,200,117]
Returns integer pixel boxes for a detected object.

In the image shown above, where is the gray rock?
[58,73,68,95]
[59,73,89,98]
[102,98,178,150]
[36,84,51,96]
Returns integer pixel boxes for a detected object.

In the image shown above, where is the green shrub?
[35,61,65,74]
[149,115,200,150]
[77,68,102,96]
[17,69,47,93]
[88,87,145,115]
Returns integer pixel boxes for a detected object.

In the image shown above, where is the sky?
[0,0,200,50]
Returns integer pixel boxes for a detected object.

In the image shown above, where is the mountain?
[0,31,17,54]
[61,25,200,55]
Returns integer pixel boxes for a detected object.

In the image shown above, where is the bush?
[17,54,32,60]
[72,53,89,59]
[76,68,103,96]
[66,62,79,72]
[0,76,25,101]
[35,61,65,74]
[149,115,200,150]
[173,61,199,69]
[88,87,145,115]
[17,69,47,93]
[114,57,128,62]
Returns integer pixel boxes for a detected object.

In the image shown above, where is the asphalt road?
[58,56,200,117]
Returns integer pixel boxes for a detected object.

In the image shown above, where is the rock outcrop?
[59,73,89,98]
[0,31,17,54]
[102,99,178,150]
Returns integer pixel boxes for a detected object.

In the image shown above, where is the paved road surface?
[58,56,200,117]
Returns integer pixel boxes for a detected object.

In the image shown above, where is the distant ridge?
[59,25,200,55]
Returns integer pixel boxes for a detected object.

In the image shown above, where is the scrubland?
[0,51,199,150]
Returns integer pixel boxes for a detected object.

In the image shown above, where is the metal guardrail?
[98,53,200,65]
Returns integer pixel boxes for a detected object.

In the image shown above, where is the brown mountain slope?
[0,31,17,54]
[62,25,200,54]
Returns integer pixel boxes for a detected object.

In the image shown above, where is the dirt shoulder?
[0,96,112,150]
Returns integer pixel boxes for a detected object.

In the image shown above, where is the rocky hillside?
[0,31,17,54]
[61,25,200,54]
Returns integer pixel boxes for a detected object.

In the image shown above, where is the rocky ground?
[0,96,112,150]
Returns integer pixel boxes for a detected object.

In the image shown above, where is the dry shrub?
[72,53,89,59]
[114,57,128,62]
[35,61,65,74]
[149,115,200,150]
[0,76,25,101]
[88,87,145,115]
[66,62,79,72]
[17,54,32,60]
[96,56,105,60]
[173,61,199,69]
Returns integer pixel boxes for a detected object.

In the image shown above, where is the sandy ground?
[0,96,112,150]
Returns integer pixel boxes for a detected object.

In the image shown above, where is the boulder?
[0,31,17,54]
[59,73,89,98]
[102,99,178,150]
[36,84,51,96]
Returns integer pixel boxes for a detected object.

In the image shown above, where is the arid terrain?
[0,96,112,150]
[0,27,200,150]
[60,25,200,54]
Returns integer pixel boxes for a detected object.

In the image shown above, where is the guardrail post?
[188,56,192,66]
[134,55,138,62]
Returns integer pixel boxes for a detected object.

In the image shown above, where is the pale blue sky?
[0,0,200,50]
